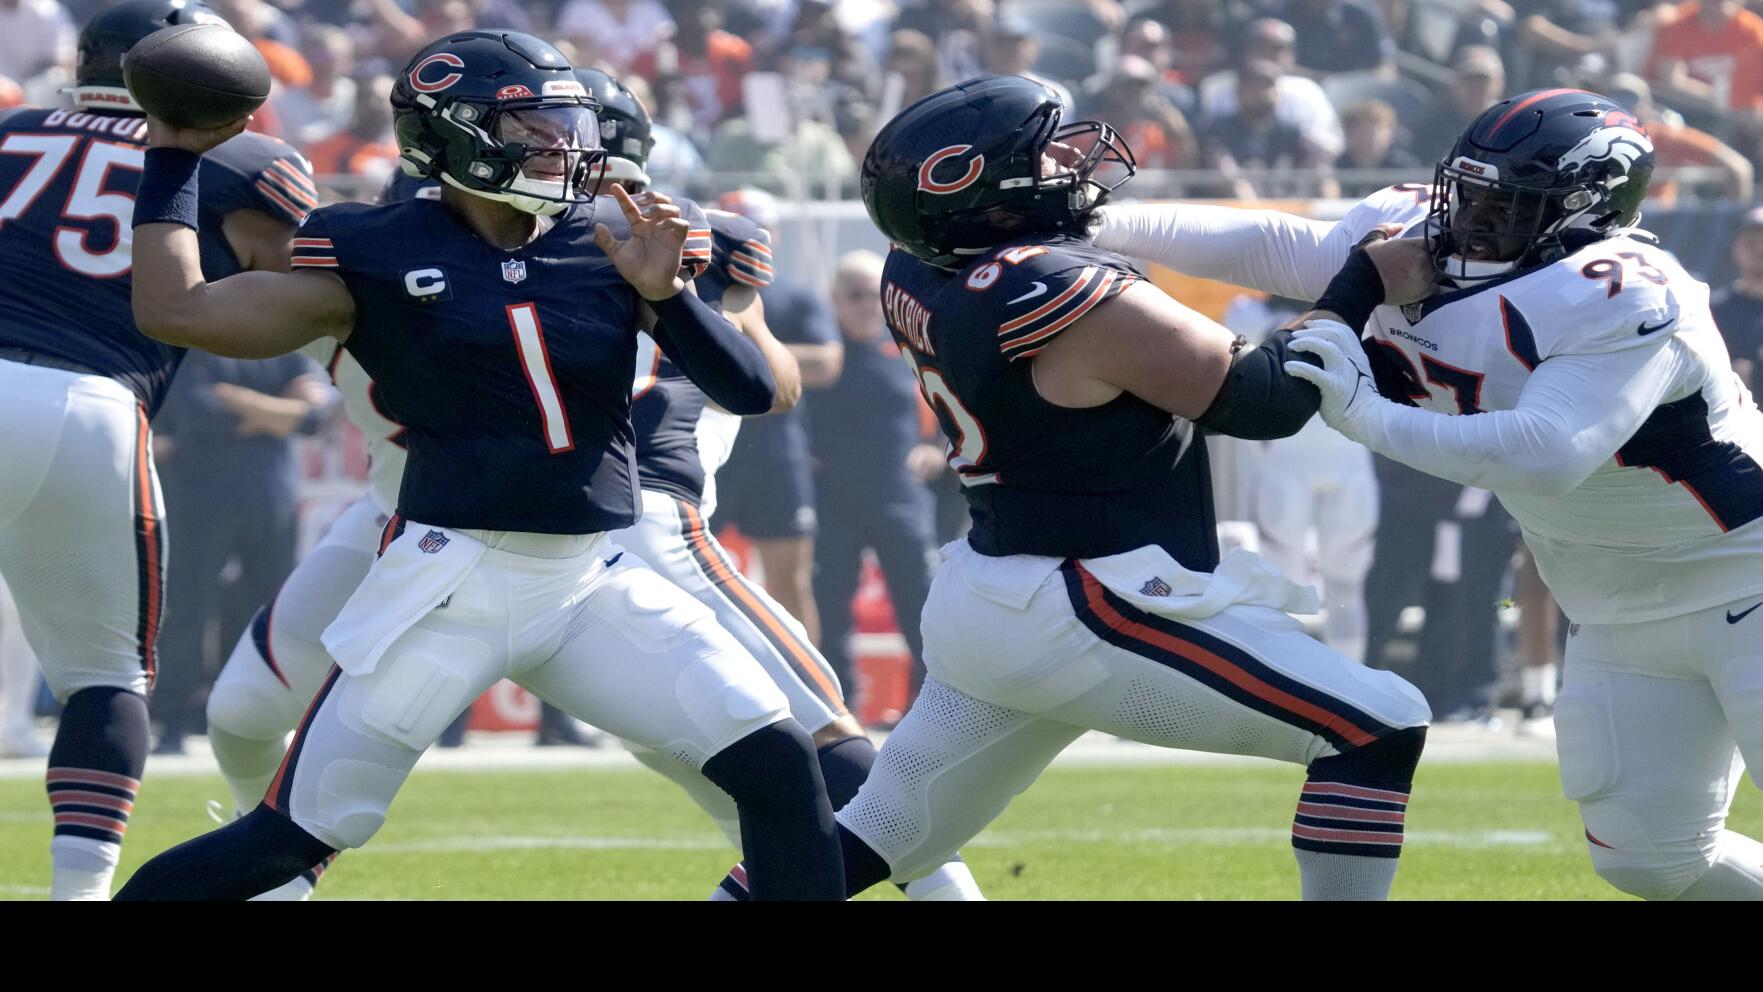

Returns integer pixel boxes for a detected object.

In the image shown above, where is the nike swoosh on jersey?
[1727,601,1761,624]
[1637,318,1675,336]
[1007,281,1049,305]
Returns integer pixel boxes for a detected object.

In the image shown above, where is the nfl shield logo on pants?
[502,259,527,284]
[418,529,450,554]
[1140,576,1172,597]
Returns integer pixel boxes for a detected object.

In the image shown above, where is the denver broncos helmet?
[575,68,653,189]
[74,0,227,112]
[1429,88,1655,281]
[861,74,1135,269]
[392,31,605,216]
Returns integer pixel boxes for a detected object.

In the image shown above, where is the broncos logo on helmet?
[1428,88,1657,282]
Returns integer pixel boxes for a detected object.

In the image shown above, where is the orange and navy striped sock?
[45,687,149,899]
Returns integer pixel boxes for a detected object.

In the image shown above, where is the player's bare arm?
[133,116,354,357]
[721,287,801,412]
[220,207,298,274]
[1033,279,1320,439]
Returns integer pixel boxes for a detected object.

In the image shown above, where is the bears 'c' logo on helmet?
[917,144,985,195]
[409,52,466,94]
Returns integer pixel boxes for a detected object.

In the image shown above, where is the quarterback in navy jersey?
[723,76,1432,901]
[573,68,984,900]
[114,31,843,901]
[0,0,316,901]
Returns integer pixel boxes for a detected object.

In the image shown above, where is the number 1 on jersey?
[506,303,575,453]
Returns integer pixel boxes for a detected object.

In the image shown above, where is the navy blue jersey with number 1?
[293,194,669,535]
[0,107,315,415]
[882,233,1220,569]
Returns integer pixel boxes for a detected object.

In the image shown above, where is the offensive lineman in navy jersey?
[716,76,1432,900]
[568,68,984,900]
[113,31,843,901]
[0,0,317,900]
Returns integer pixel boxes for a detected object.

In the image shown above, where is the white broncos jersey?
[301,339,404,515]
[1097,184,1763,624]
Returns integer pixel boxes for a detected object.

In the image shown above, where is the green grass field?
[3,758,1757,899]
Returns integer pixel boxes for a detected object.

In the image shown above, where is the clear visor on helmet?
[494,104,601,184]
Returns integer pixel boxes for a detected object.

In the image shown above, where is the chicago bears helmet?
[1429,88,1655,281]
[575,68,653,189]
[861,74,1135,269]
[392,31,605,217]
[73,0,227,113]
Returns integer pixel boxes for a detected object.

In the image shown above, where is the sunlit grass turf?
[3,759,1756,899]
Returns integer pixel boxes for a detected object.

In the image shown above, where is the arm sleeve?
[648,290,777,415]
[1092,187,1424,300]
[1346,341,1688,497]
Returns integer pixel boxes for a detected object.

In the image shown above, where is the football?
[122,23,271,130]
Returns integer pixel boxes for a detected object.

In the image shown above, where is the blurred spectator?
[1225,294,1377,663]
[1086,54,1199,169]
[273,24,357,146]
[558,0,673,75]
[1201,58,1337,199]
[1197,18,1346,161]
[150,352,338,756]
[1509,0,1628,89]
[1645,0,1763,123]
[1605,71,1753,202]
[633,0,755,137]
[1411,44,1506,161]
[881,27,941,115]
[1335,98,1426,194]
[0,74,22,109]
[1145,0,1246,85]
[894,0,990,91]
[981,14,1073,108]
[784,0,879,94]
[1710,205,1763,391]
[809,250,938,700]
[467,0,535,32]
[707,111,854,194]
[305,74,401,184]
[0,0,74,84]
[715,187,843,645]
[1273,0,1397,79]
[622,73,706,191]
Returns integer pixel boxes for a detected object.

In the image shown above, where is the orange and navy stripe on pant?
[47,767,139,845]
[1060,561,1395,753]
[132,404,164,685]
[675,499,847,716]
[264,665,344,814]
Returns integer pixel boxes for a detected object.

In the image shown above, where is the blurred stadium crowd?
[6,0,1763,756]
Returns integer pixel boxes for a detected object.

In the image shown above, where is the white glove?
[1282,318,1381,438]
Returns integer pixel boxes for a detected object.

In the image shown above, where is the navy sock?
[47,687,149,848]
[701,721,842,900]
[840,824,893,898]
[114,804,336,900]
[816,735,876,810]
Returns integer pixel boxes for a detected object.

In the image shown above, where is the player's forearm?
[650,290,777,415]
[746,322,802,413]
[1345,349,1676,497]
[789,341,843,388]
[132,148,346,357]
[1093,202,1343,300]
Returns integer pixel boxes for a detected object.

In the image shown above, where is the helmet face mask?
[574,68,653,192]
[862,75,1137,270]
[394,32,607,217]
[1427,89,1654,283]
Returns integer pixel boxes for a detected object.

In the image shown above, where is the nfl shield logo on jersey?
[418,529,450,553]
[1140,576,1173,597]
[502,259,527,284]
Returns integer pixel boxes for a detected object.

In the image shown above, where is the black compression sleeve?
[647,290,777,415]
[1313,248,1385,332]
[1194,330,1322,440]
